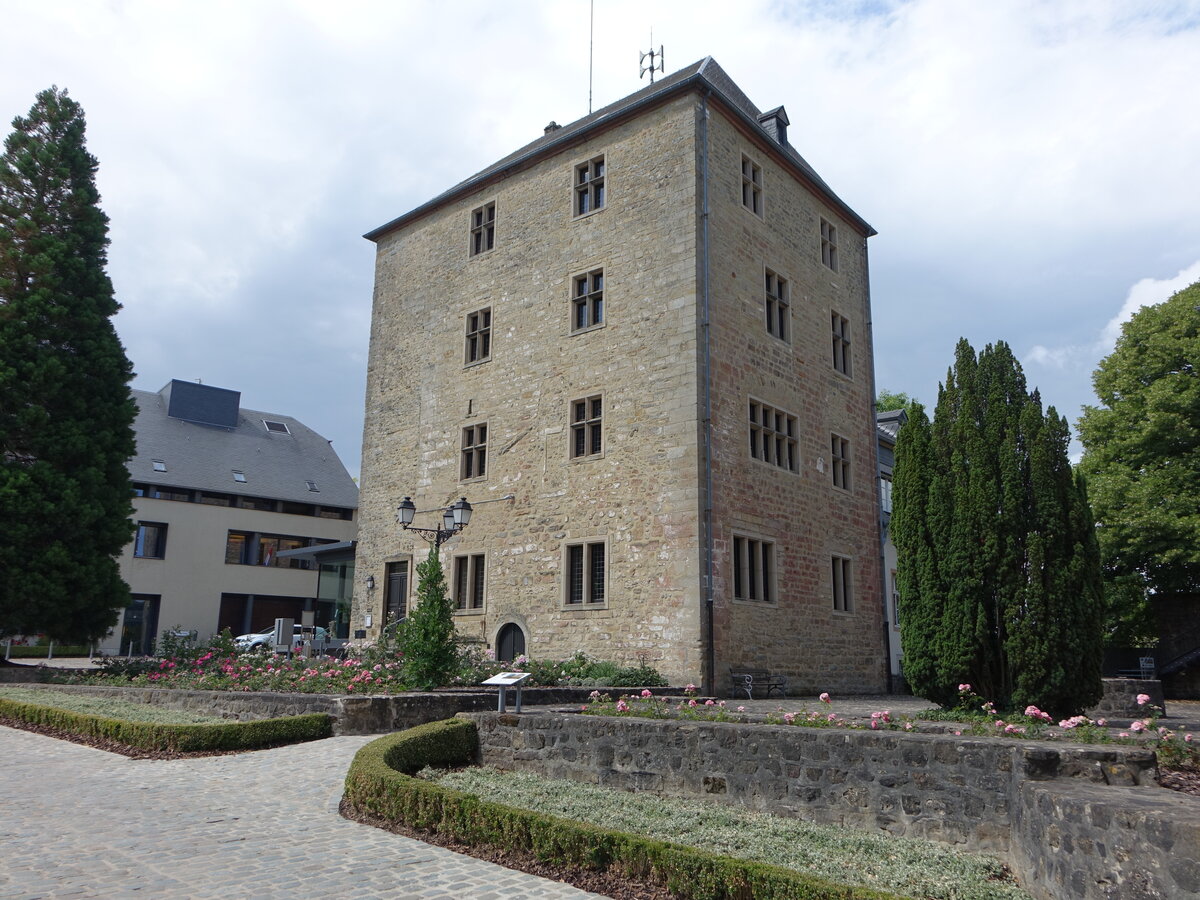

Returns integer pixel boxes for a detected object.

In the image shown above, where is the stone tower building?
[354,58,885,694]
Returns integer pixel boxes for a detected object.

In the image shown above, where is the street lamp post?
[396,496,473,548]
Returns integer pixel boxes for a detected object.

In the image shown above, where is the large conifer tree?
[0,87,136,644]
[891,339,1103,715]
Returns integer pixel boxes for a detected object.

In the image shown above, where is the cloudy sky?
[4,0,1199,476]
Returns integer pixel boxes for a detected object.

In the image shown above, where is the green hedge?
[0,697,331,751]
[344,718,901,900]
[7,645,90,658]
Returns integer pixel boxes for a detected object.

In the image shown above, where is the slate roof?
[128,384,358,509]
[365,56,874,242]
[876,409,907,445]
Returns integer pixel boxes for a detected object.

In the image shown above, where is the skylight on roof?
[263,420,291,434]
[152,460,167,472]
[306,481,319,492]
[233,471,247,483]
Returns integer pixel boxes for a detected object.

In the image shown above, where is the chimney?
[544,121,562,135]
[757,106,790,146]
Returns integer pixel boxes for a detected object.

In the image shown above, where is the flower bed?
[51,632,666,696]
[579,685,1199,768]
[430,766,1029,900]
[343,719,902,900]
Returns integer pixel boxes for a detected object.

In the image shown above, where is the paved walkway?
[0,725,608,900]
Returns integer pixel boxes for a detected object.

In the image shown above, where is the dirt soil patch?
[1159,766,1200,796]
[341,798,676,900]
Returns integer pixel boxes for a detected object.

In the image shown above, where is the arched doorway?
[496,622,526,662]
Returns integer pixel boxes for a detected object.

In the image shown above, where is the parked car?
[234,625,328,653]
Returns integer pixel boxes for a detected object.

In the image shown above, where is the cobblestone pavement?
[0,725,608,900]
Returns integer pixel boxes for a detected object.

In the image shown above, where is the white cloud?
[3,0,1200,474]
[1099,260,1200,349]
[1026,258,1200,372]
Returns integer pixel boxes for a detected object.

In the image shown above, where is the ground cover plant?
[0,686,228,724]
[427,766,1029,900]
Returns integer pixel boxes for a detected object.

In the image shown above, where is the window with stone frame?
[831,312,852,377]
[748,400,798,472]
[565,540,606,605]
[572,268,604,332]
[741,154,763,216]
[831,433,851,490]
[832,555,853,612]
[765,268,789,342]
[461,423,487,480]
[574,155,605,216]
[820,217,838,271]
[465,307,492,365]
[470,201,496,256]
[570,394,603,459]
[732,534,775,603]
[453,553,486,610]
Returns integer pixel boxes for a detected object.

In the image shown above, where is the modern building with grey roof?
[102,380,357,654]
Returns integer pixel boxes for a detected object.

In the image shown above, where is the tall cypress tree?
[0,87,136,645]
[892,339,1103,715]
[398,548,460,689]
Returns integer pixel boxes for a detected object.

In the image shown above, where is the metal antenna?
[588,0,594,113]
[640,35,664,84]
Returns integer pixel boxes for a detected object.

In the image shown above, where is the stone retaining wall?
[465,711,1193,900]
[1088,678,1165,720]
[0,666,45,683]
[1012,779,1200,898]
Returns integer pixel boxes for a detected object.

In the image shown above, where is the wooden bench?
[730,669,788,699]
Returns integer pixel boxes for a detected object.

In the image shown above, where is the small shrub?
[0,696,331,751]
[397,550,461,689]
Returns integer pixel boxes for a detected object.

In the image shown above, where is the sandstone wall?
[355,94,705,683]
[702,101,885,694]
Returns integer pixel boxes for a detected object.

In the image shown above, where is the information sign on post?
[481,672,533,712]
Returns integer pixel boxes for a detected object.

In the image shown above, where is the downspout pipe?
[863,239,892,695]
[699,90,716,696]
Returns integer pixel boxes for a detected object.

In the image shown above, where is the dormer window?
[263,420,290,434]
[152,460,167,472]
[232,471,247,483]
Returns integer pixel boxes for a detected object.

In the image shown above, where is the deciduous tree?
[0,87,136,644]
[892,339,1103,715]
[1077,281,1200,615]
[875,389,914,412]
